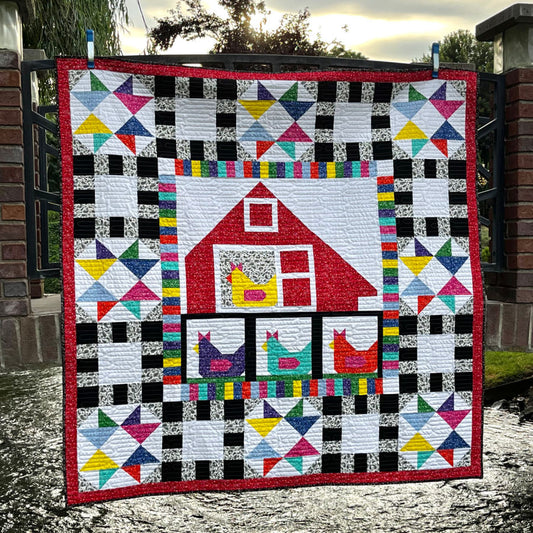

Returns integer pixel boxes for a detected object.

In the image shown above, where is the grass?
[485,350,533,388]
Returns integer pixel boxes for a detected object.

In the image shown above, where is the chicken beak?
[226,273,232,283]
[193,344,199,354]
[262,341,268,351]
[329,341,335,350]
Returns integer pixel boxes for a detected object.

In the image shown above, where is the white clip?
[86,29,95,69]
[432,42,440,78]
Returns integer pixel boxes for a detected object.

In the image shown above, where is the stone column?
[477,4,533,350]
[0,1,28,317]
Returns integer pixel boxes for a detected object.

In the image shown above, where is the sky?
[121,0,514,63]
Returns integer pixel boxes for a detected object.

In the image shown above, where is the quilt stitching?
[59,60,482,504]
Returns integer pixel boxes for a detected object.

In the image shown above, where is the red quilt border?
[57,58,482,505]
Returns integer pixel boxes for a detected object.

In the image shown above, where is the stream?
[0,367,531,532]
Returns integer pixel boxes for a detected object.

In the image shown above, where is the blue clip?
[432,42,440,78]
[86,29,95,69]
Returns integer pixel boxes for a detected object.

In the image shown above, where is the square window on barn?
[244,198,278,232]
[282,277,312,307]
[249,203,273,226]
[280,250,310,273]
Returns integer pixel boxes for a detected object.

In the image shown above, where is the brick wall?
[485,69,533,302]
[0,49,29,317]
[484,68,533,351]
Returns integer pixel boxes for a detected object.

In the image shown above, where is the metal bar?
[478,188,497,201]
[38,104,58,115]
[34,189,61,203]
[477,118,497,137]
[21,61,38,279]
[36,268,61,278]
[492,73,506,270]
[477,164,491,181]
[40,201,51,269]
[481,263,499,272]
[42,144,59,159]
[31,111,58,134]
[24,59,55,70]
[114,53,439,72]
[38,124,47,190]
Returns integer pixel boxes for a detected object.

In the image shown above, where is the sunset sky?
[122,0,512,62]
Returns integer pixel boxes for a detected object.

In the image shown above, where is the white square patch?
[341,414,380,453]
[183,421,225,460]
[417,334,455,373]
[95,175,138,217]
[412,179,449,217]
[176,99,217,140]
[333,103,372,142]
[98,342,142,385]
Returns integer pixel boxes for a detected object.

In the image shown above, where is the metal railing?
[477,71,505,271]
[21,59,60,280]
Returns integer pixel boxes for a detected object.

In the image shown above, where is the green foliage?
[485,351,533,388]
[417,30,493,72]
[23,0,129,104]
[150,0,366,58]
[326,43,366,60]
[44,210,61,294]
[23,0,128,59]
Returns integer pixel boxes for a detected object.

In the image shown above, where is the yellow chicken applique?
[226,262,277,308]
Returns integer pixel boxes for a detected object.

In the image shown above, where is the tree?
[417,30,493,73]
[149,0,366,58]
[23,0,128,59]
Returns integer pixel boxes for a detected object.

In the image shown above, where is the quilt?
[58,59,483,504]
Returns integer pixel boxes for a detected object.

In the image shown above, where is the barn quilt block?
[58,59,483,504]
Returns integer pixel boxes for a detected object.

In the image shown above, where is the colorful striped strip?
[377,174,400,380]
[159,175,181,385]
[162,378,384,400]
[174,159,379,179]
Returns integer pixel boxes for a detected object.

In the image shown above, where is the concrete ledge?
[0,295,61,368]
[485,300,533,351]
[477,3,533,41]
[30,293,60,315]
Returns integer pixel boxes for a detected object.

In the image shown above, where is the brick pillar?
[483,68,533,350]
[0,49,29,317]
[477,5,533,351]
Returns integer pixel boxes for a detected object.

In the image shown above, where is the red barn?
[185,182,377,313]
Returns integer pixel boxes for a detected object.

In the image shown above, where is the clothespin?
[432,42,440,78]
[86,29,95,69]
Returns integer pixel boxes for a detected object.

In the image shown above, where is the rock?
[519,406,533,424]
[491,399,510,410]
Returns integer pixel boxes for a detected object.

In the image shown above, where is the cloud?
[129,0,514,28]
[121,26,150,54]
[126,0,173,28]
[123,0,510,59]
[358,35,438,63]
[266,0,512,23]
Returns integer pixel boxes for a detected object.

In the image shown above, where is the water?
[0,367,532,532]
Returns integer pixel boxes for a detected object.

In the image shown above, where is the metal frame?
[21,55,506,282]
[117,54,437,72]
[477,71,506,271]
[22,58,60,279]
